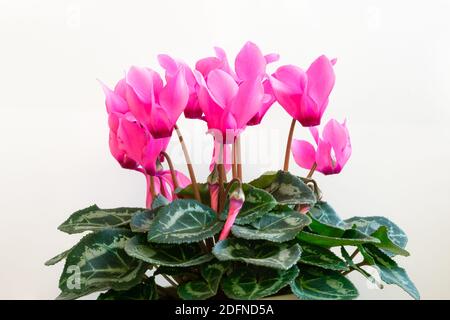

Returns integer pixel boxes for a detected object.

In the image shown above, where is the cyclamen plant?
[46,42,419,300]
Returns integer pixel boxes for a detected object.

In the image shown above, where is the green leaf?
[97,277,158,300]
[176,183,210,204]
[249,171,278,189]
[58,229,148,300]
[297,229,381,247]
[370,226,410,257]
[221,184,277,225]
[362,245,420,300]
[177,262,229,300]
[130,209,157,233]
[340,247,383,289]
[251,171,316,206]
[213,239,302,270]
[290,265,358,300]
[222,265,299,300]
[345,216,408,256]
[309,201,347,228]
[147,199,223,244]
[151,195,170,209]
[45,249,71,266]
[125,234,213,267]
[58,205,143,234]
[231,206,311,242]
[298,243,349,271]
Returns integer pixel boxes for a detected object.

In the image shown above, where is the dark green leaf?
[290,265,358,300]
[151,195,170,209]
[221,184,277,225]
[130,209,157,233]
[97,277,158,300]
[176,183,210,204]
[177,262,229,300]
[309,201,347,228]
[297,229,380,247]
[58,229,148,300]
[253,171,316,206]
[231,206,311,242]
[213,239,302,270]
[58,205,142,234]
[345,216,408,256]
[147,199,223,244]
[299,243,349,271]
[222,265,299,300]
[125,234,213,267]
[362,245,420,300]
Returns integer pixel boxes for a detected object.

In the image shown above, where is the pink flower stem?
[307,162,317,178]
[174,124,201,202]
[145,174,156,208]
[232,141,237,179]
[283,118,297,171]
[236,136,243,180]
[160,151,179,189]
[217,142,226,213]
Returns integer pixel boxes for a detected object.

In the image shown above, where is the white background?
[0,0,449,299]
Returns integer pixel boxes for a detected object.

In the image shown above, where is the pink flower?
[158,54,202,119]
[194,42,278,141]
[270,55,336,127]
[219,186,245,241]
[292,119,351,175]
[104,66,188,139]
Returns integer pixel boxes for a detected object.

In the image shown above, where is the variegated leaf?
[130,209,157,233]
[213,239,302,270]
[290,265,358,300]
[97,277,158,300]
[147,199,223,243]
[45,249,71,266]
[58,205,143,234]
[309,201,347,228]
[340,247,383,289]
[58,229,148,300]
[177,262,229,300]
[250,170,316,206]
[345,216,408,256]
[222,265,299,300]
[298,243,349,271]
[125,234,213,267]
[231,206,311,242]
[362,245,420,300]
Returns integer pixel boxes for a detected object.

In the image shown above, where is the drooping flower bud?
[207,165,220,212]
[219,184,245,241]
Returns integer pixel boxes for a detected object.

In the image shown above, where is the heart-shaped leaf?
[97,277,158,300]
[290,265,358,300]
[309,201,347,228]
[58,205,143,234]
[176,183,210,204]
[125,234,213,267]
[221,184,277,225]
[345,216,408,256]
[213,239,302,270]
[361,245,420,300]
[251,171,316,206]
[340,247,383,289]
[298,243,349,271]
[177,262,229,300]
[222,265,299,300]
[58,229,148,300]
[370,226,409,256]
[130,209,158,233]
[231,206,311,242]
[147,199,223,244]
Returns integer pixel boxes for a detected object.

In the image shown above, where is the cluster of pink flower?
[101,41,352,209]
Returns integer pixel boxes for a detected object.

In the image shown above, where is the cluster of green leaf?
[46,170,419,300]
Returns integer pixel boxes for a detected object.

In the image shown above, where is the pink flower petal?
[159,68,189,126]
[306,55,335,111]
[207,69,238,108]
[273,65,307,93]
[292,139,316,170]
[235,41,266,81]
[230,79,264,128]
